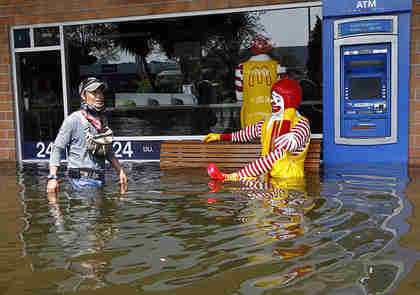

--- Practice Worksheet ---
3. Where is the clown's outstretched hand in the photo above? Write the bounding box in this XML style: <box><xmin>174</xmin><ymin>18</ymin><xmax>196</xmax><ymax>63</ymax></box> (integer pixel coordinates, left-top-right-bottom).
<box><xmin>203</xmin><ymin>133</ymin><xmax>221</xmax><ymax>143</ymax></box>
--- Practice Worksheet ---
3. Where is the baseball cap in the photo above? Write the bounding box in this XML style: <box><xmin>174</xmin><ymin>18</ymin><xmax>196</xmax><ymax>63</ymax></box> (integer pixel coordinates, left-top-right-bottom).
<box><xmin>79</xmin><ymin>77</ymin><xmax>106</xmax><ymax>96</ymax></box>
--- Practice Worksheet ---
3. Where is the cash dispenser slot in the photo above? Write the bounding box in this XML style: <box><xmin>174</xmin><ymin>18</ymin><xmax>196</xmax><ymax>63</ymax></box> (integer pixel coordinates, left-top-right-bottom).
<box><xmin>343</xmin><ymin>118</ymin><xmax>388</xmax><ymax>137</ymax></box>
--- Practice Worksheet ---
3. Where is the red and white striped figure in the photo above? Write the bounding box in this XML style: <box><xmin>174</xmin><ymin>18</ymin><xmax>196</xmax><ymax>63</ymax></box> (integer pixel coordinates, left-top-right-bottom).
<box><xmin>235</xmin><ymin>36</ymin><xmax>287</xmax><ymax>128</ymax></box>
<box><xmin>205</xmin><ymin>78</ymin><xmax>311</xmax><ymax>181</ymax></box>
<box><xmin>229</xmin><ymin>117</ymin><xmax>310</xmax><ymax>178</ymax></box>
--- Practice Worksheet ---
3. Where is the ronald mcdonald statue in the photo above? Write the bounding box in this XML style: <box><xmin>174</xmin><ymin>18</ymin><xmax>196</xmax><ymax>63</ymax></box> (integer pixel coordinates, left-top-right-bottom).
<box><xmin>205</xmin><ymin>77</ymin><xmax>311</xmax><ymax>182</ymax></box>
<box><xmin>235</xmin><ymin>35</ymin><xmax>286</xmax><ymax>128</ymax></box>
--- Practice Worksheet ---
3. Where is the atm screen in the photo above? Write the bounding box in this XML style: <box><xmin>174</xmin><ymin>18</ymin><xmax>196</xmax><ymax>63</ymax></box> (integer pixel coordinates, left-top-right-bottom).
<box><xmin>349</xmin><ymin>77</ymin><xmax>382</xmax><ymax>99</ymax></box>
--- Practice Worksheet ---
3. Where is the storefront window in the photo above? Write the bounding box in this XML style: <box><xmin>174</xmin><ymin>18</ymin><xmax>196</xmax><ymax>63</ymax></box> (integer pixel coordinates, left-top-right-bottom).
<box><xmin>16</xmin><ymin>51</ymin><xmax>64</xmax><ymax>159</ymax></box>
<box><xmin>64</xmin><ymin>6</ymin><xmax>322</xmax><ymax>136</ymax></box>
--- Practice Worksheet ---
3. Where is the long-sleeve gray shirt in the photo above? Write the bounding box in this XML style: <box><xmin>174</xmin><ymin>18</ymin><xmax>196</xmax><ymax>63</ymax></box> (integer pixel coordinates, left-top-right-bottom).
<box><xmin>49</xmin><ymin>110</ymin><xmax>114</xmax><ymax>170</ymax></box>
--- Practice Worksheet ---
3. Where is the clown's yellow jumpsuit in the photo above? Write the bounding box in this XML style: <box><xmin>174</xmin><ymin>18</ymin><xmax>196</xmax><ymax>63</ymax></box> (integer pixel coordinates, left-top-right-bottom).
<box><xmin>228</xmin><ymin>109</ymin><xmax>311</xmax><ymax>181</ymax></box>
<box><xmin>261</xmin><ymin>113</ymin><xmax>311</xmax><ymax>180</ymax></box>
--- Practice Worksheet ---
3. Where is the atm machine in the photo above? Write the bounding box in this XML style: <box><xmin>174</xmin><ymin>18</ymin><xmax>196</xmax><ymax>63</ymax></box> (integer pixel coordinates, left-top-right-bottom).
<box><xmin>323</xmin><ymin>0</ymin><xmax>412</xmax><ymax>165</ymax></box>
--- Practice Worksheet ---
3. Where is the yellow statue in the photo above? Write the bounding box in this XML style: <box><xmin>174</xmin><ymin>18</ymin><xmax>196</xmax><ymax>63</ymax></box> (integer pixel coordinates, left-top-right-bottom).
<box><xmin>235</xmin><ymin>35</ymin><xmax>286</xmax><ymax>128</ymax></box>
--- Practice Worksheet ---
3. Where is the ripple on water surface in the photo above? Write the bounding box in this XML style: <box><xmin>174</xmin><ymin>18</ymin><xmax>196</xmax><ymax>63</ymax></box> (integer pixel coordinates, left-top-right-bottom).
<box><xmin>5</xmin><ymin>162</ymin><xmax>420</xmax><ymax>294</ymax></box>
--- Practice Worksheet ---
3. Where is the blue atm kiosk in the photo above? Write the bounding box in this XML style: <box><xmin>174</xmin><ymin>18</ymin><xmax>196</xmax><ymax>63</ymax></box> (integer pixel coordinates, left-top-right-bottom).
<box><xmin>323</xmin><ymin>0</ymin><xmax>412</xmax><ymax>165</ymax></box>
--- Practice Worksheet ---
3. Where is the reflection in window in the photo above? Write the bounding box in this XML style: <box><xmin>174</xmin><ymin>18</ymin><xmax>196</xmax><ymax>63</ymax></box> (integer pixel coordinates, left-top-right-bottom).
<box><xmin>18</xmin><ymin>51</ymin><xmax>64</xmax><ymax>143</ymax></box>
<box><xmin>34</xmin><ymin>26</ymin><xmax>60</xmax><ymax>47</ymax></box>
<box><xmin>64</xmin><ymin>5</ymin><xmax>322</xmax><ymax>136</ymax></box>
<box><xmin>14</xmin><ymin>29</ymin><xmax>30</xmax><ymax>48</ymax></box>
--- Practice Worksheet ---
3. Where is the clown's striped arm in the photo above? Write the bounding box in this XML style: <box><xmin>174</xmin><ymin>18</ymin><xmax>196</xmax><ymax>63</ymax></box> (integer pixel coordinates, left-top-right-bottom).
<box><xmin>231</xmin><ymin>120</ymin><xmax>264</xmax><ymax>143</ymax></box>
<box><xmin>274</xmin><ymin>117</ymin><xmax>311</xmax><ymax>153</ymax></box>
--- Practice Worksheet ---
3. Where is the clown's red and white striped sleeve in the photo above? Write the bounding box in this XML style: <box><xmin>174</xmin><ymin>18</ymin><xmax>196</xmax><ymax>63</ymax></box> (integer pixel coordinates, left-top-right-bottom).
<box><xmin>229</xmin><ymin>120</ymin><xmax>264</xmax><ymax>142</ymax></box>
<box><xmin>274</xmin><ymin>117</ymin><xmax>311</xmax><ymax>152</ymax></box>
<box><xmin>235</xmin><ymin>63</ymin><xmax>287</xmax><ymax>101</ymax></box>
<box><xmin>236</xmin><ymin>117</ymin><xmax>311</xmax><ymax>178</ymax></box>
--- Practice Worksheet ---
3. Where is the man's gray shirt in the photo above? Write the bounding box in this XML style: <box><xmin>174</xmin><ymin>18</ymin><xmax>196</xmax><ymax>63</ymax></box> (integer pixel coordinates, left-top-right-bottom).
<box><xmin>49</xmin><ymin>111</ymin><xmax>113</xmax><ymax>170</ymax></box>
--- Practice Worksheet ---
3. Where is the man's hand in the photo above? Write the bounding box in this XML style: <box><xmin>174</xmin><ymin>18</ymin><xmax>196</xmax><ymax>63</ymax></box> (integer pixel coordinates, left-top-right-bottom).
<box><xmin>108</xmin><ymin>156</ymin><xmax>128</xmax><ymax>194</ymax></box>
<box><xmin>46</xmin><ymin>179</ymin><xmax>58</xmax><ymax>193</ymax></box>
<box><xmin>203</xmin><ymin>133</ymin><xmax>221</xmax><ymax>143</ymax></box>
<box><xmin>119</xmin><ymin>169</ymin><xmax>128</xmax><ymax>194</ymax></box>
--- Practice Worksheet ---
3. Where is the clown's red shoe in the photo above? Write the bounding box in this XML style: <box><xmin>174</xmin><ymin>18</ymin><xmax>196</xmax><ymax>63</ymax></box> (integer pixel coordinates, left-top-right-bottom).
<box><xmin>207</xmin><ymin>164</ymin><xmax>225</xmax><ymax>180</ymax></box>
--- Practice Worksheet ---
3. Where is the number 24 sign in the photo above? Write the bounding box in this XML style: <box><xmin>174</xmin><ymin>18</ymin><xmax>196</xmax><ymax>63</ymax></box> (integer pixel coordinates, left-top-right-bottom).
<box><xmin>27</xmin><ymin>140</ymin><xmax>161</xmax><ymax>160</ymax></box>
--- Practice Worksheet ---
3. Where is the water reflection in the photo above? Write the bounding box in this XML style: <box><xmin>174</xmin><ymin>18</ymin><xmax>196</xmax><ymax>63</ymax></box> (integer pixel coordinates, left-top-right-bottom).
<box><xmin>211</xmin><ymin>177</ymin><xmax>322</xmax><ymax>289</ymax></box>
<box><xmin>10</xmin><ymin>162</ymin><xmax>420</xmax><ymax>294</ymax></box>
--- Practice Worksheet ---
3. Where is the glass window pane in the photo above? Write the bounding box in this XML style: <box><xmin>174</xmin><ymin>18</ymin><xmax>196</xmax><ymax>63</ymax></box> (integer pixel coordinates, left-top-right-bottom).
<box><xmin>17</xmin><ymin>51</ymin><xmax>65</xmax><ymax>159</ymax></box>
<box><xmin>14</xmin><ymin>29</ymin><xmax>30</xmax><ymax>48</ymax></box>
<box><xmin>64</xmin><ymin>6</ymin><xmax>323</xmax><ymax>137</ymax></box>
<box><xmin>310</xmin><ymin>6</ymin><xmax>322</xmax><ymax>30</ymax></box>
<box><xmin>34</xmin><ymin>26</ymin><xmax>60</xmax><ymax>47</ymax></box>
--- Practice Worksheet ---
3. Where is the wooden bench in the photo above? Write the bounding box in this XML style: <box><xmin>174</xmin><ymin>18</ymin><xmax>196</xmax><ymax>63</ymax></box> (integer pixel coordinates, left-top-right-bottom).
<box><xmin>160</xmin><ymin>137</ymin><xmax>322</xmax><ymax>172</ymax></box>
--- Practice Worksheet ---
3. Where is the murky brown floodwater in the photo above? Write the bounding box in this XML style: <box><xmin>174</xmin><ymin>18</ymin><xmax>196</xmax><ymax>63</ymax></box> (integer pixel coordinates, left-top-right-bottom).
<box><xmin>1</xmin><ymin>161</ymin><xmax>420</xmax><ymax>295</ymax></box>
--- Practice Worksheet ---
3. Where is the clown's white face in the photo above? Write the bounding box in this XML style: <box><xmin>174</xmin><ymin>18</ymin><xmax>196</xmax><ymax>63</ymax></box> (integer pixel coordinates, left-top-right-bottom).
<box><xmin>271</xmin><ymin>90</ymin><xmax>284</xmax><ymax>115</ymax></box>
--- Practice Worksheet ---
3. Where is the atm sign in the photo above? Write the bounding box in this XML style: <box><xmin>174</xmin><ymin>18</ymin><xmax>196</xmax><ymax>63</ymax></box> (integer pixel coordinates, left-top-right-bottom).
<box><xmin>356</xmin><ymin>0</ymin><xmax>376</xmax><ymax>9</ymax></box>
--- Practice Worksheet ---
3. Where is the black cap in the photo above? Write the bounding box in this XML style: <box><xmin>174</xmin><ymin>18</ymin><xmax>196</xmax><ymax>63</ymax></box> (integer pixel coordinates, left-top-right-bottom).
<box><xmin>79</xmin><ymin>77</ymin><xmax>106</xmax><ymax>96</ymax></box>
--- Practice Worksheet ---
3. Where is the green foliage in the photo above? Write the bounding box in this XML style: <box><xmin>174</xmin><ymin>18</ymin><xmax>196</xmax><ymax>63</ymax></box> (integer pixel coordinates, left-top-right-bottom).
<box><xmin>136</xmin><ymin>79</ymin><xmax>154</xmax><ymax>93</ymax></box>
<box><xmin>65</xmin><ymin>23</ymin><xmax>118</xmax><ymax>65</ymax></box>
<box><xmin>121</xmin><ymin>99</ymin><xmax>136</xmax><ymax>106</ymax></box>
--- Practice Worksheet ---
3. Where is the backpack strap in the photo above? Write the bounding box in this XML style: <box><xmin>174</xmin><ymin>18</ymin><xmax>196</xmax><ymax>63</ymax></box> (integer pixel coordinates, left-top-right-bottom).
<box><xmin>77</xmin><ymin>111</ymin><xmax>94</xmax><ymax>142</ymax></box>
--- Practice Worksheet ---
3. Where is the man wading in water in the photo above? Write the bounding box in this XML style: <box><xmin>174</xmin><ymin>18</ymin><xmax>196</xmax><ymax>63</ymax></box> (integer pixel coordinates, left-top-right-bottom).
<box><xmin>46</xmin><ymin>77</ymin><xmax>128</xmax><ymax>194</ymax></box>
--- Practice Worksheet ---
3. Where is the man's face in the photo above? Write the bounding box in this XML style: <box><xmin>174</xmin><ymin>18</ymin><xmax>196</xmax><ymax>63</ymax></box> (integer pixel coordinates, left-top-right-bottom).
<box><xmin>83</xmin><ymin>88</ymin><xmax>104</xmax><ymax>109</ymax></box>
<box><xmin>271</xmin><ymin>90</ymin><xmax>284</xmax><ymax>115</ymax></box>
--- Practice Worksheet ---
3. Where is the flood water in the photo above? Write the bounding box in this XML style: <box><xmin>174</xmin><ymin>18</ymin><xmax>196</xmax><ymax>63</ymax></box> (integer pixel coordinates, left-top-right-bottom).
<box><xmin>2</xmin><ymin>161</ymin><xmax>420</xmax><ymax>294</ymax></box>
